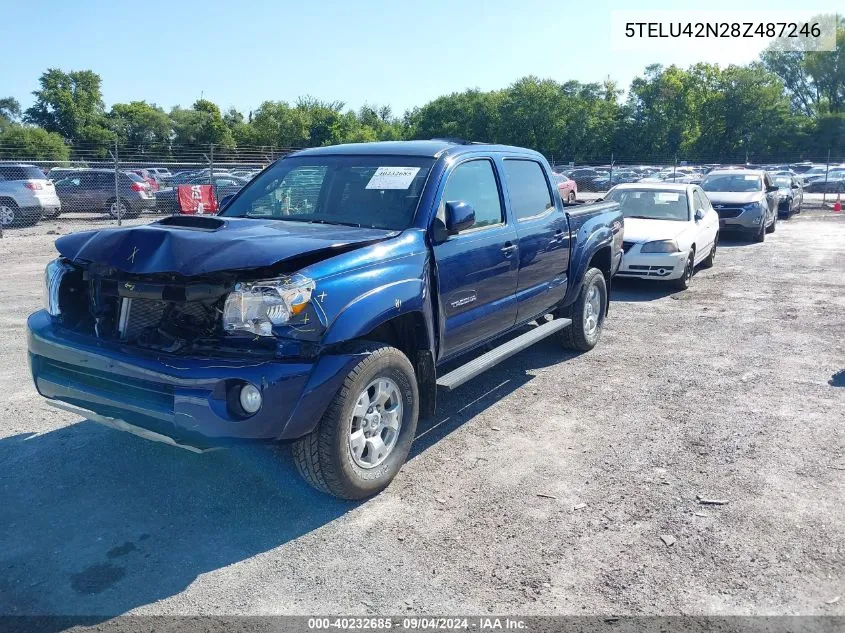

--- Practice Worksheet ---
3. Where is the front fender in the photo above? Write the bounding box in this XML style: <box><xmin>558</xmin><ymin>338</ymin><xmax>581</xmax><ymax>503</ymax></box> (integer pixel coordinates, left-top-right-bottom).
<box><xmin>322</xmin><ymin>278</ymin><xmax>428</xmax><ymax>345</ymax></box>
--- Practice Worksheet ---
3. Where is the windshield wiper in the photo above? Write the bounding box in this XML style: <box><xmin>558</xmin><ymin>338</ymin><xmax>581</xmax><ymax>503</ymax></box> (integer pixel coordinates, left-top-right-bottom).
<box><xmin>307</xmin><ymin>219</ymin><xmax>363</xmax><ymax>228</ymax></box>
<box><xmin>625</xmin><ymin>215</ymin><xmax>657</xmax><ymax>219</ymax></box>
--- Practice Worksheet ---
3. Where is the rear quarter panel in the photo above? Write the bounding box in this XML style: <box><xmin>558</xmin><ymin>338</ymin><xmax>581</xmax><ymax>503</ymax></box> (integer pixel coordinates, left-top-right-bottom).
<box><xmin>563</xmin><ymin>201</ymin><xmax>623</xmax><ymax>306</ymax></box>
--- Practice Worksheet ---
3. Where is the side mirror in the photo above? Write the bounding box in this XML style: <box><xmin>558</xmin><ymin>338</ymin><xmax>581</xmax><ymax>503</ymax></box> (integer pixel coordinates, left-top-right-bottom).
<box><xmin>444</xmin><ymin>200</ymin><xmax>475</xmax><ymax>234</ymax></box>
<box><xmin>792</xmin><ymin>183</ymin><xmax>800</xmax><ymax>189</ymax></box>
<box><xmin>766</xmin><ymin>185</ymin><xmax>779</xmax><ymax>193</ymax></box>
<box><xmin>219</xmin><ymin>194</ymin><xmax>234</xmax><ymax>209</ymax></box>
<box><xmin>695</xmin><ymin>208</ymin><xmax>705</xmax><ymax>221</ymax></box>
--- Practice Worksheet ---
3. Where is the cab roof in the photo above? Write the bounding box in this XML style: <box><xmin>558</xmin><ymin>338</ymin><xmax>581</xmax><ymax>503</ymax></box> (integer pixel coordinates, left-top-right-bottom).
<box><xmin>289</xmin><ymin>139</ymin><xmax>543</xmax><ymax>160</ymax></box>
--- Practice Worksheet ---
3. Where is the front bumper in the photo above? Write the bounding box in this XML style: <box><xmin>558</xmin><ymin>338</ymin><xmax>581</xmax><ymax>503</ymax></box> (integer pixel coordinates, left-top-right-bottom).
<box><xmin>27</xmin><ymin>310</ymin><xmax>361</xmax><ymax>446</ymax></box>
<box><xmin>616</xmin><ymin>247</ymin><xmax>687</xmax><ymax>280</ymax></box>
<box><xmin>716</xmin><ymin>206</ymin><xmax>765</xmax><ymax>231</ymax></box>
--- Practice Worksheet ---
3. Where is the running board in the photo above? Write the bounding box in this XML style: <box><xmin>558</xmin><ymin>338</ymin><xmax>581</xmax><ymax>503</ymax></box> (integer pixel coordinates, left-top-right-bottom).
<box><xmin>436</xmin><ymin>318</ymin><xmax>572</xmax><ymax>392</ymax></box>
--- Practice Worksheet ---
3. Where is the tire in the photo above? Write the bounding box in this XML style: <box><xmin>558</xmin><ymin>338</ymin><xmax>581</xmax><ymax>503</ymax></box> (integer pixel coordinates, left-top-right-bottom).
<box><xmin>0</xmin><ymin>199</ymin><xmax>21</xmax><ymax>227</ymax></box>
<box><xmin>766</xmin><ymin>212</ymin><xmax>777</xmax><ymax>233</ymax></box>
<box><xmin>671</xmin><ymin>250</ymin><xmax>695</xmax><ymax>290</ymax></box>
<box><xmin>292</xmin><ymin>342</ymin><xmax>419</xmax><ymax>499</ymax></box>
<box><xmin>105</xmin><ymin>198</ymin><xmax>130</xmax><ymax>219</ymax></box>
<box><xmin>568</xmin><ymin>191</ymin><xmax>576</xmax><ymax>203</ymax></box>
<box><xmin>557</xmin><ymin>267</ymin><xmax>607</xmax><ymax>352</ymax></box>
<box><xmin>701</xmin><ymin>234</ymin><xmax>717</xmax><ymax>268</ymax></box>
<box><xmin>753</xmin><ymin>221</ymin><xmax>765</xmax><ymax>243</ymax></box>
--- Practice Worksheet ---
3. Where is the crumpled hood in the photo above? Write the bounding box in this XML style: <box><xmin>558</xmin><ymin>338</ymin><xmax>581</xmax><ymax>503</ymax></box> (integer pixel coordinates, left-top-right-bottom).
<box><xmin>704</xmin><ymin>191</ymin><xmax>764</xmax><ymax>206</ymax></box>
<box><xmin>55</xmin><ymin>217</ymin><xmax>397</xmax><ymax>275</ymax></box>
<box><xmin>623</xmin><ymin>218</ymin><xmax>689</xmax><ymax>243</ymax></box>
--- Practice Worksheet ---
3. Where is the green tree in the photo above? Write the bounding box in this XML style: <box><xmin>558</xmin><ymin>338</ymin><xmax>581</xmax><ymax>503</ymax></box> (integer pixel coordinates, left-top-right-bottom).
<box><xmin>170</xmin><ymin>99</ymin><xmax>234</xmax><ymax>153</ymax></box>
<box><xmin>0</xmin><ymin>125</ymin><xmax>70</xmax><ymax>160</ymax></box>
<box><xmin>0</xmin><ymin>97</ymin><xmax>21</xmax><ymax>128</ymax></box>
<box><xmin>108</xmin><ymin>101</ymin><xmax>172</xmax><ymax>155</ymax></box>
<box><xmin>762</xmin><ymin>15</ymin><xmax>845</xmax><ymax>115</ymax></box>
<box><xmin>24</xmin><ymin>69</ymin><xmax>112</xmax><ymax>148</ymax></box>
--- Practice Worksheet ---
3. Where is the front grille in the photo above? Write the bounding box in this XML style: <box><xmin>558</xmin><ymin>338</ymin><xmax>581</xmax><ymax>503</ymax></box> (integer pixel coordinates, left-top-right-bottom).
<box><xmin>36</xmin><ymin>355</ymin><xmax>174</xmax><ymax>414</ymax></box>
<box><xmin>618</xmin><ymin>264</ymin><xmax>675</xmax><ymax>278</ymax></box>
<box><xmin>715</xmin><ymin>207</ymin><xmax>743</xmax><ymax>219</ymax></box>
<box><xmin>119</xmin><ymin>298</ymin><xmax>215</xmax><ymax>341</ymax></box>
<box><xmin>121</xmin><ymin>299</ymin><xmax>167</xmax><ymax>340</ymax></box>
<box><xmin>622</xmin><ymin>241</ymin><xmax>637</xmax><ymax>253</ymax></box>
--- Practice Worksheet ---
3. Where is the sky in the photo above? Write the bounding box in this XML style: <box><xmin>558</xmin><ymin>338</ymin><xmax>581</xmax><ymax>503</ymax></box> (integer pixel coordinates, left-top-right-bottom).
<box><xmin>0</xmin><ymin>0</ymin><xmax>839</xmax><ymax>117</ymax></box>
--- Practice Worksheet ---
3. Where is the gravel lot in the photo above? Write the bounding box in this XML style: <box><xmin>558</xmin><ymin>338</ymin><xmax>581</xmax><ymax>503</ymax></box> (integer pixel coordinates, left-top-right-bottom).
<box><xmin>0</xmin><ymin>209</ymin><xmax>843</xmax><ymax>618</ymax></box>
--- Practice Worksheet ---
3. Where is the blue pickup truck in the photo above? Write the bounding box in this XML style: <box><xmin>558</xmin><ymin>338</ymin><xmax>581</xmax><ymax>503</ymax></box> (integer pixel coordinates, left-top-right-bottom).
<box><xmin>28</xmin><ymin>140</ymin><xmax>622</xmax><ymax>499</ymax></box>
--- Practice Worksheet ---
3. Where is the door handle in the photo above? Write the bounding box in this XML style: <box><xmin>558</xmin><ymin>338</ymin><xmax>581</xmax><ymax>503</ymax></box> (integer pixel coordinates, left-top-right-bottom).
<box><xmin>501</xmin><ymin>242</ymin><xmax>517</xmax><ymax>257</ymax></box>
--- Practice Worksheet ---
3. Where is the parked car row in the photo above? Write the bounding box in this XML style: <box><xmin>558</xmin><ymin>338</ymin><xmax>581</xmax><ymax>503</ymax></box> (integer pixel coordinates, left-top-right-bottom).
<box><xmin>605</xmin><ymin>168</ymin><xmax>789</xmax><ymax>292</ymax></box>
<box><xmin>556</xmin><ymin>161</ymin><xmax>845</xmax><ymax>196</ymax></box>
<box><xmin>0</xmin><ymin>164</ymin><xmax>259</xmax><ymax>227</ymax></box>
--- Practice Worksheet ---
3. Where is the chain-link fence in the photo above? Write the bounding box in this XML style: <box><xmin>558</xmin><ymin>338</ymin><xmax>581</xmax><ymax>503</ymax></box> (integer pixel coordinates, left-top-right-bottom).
<box><xmin>1</xmin><ymin>146</ymin><xmax>843</xmax><ymax>238</ymax></box>
<box><xmin>0</xmin><ymin>143</ymin><xmax>297</xmax><ymax>238</ymax></box>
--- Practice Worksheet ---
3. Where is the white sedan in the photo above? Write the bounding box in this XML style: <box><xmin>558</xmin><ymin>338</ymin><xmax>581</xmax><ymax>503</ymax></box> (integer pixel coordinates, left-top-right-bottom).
<box><xmin>605</xmin><ymin>183</ymin><xmax>719</xmax><ymax>290</ymax></box>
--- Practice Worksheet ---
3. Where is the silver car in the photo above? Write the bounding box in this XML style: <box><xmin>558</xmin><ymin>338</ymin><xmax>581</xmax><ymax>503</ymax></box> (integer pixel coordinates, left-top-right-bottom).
<box><xmin>0</xmin><ymin>164</ymin><xmax>62</xmax><ymax>228</ymax></box>
<box><xmin>700</xmin><ymin>169</ymin><xmax>779</xmax><ymax>242</ymax></box>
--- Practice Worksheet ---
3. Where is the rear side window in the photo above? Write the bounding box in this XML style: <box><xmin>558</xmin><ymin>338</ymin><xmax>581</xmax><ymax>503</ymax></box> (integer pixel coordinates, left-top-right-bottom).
<box><xmin>502</xmin><ymin>160</ymin><xmax>554</xmax><ymax>220</ymax></box>
<box><xmin>0</xmin><ymin>165</ymin><xmax>47</xmax><ymax>181</ymax></box>
<box><xmin>442</xmin><ymin>159</ymin><xmax>503</xmax><ymax>230</ymax></box>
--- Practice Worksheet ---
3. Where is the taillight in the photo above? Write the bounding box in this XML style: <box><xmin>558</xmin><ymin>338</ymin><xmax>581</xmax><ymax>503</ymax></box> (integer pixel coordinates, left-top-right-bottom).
<box><xmin>25</xmin><ymin>182</ymin><xmax>43</xmax><ymax>190</ymax></box>
<box><xmin>130</xmin><ymin>182</ymin><xmax>145</xmax><ymax>192</ymax></box>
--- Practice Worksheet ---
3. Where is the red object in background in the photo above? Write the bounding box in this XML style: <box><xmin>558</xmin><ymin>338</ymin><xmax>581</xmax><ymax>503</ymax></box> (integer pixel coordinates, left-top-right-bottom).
<box><xmin>177</xmin><ymin>184</ymin><xmax>218</xmax><ymax>215</ymax></box>
<box><xmin>835</xmin><ymin>193</ymin><xmax>842</xmax><ymax>213</ymax></box>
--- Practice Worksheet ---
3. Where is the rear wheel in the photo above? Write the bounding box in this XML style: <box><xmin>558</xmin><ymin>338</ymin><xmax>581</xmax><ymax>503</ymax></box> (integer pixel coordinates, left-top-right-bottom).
<box><xmin>671</xmin><ymin>250</ymin><xmax>695</xmax><ymax>290</ymax></box>
<box><xmin>0</xmin><ymin>200</ymin><xmax>20</xmax><ymax>227</ymax></box>
<box><xmin>766</xmin><ymin>212</ymin><xmax>777</xmax><ymax>233</ymax></box>
<box><xmin>106</xmin><ymin>198</ymin><xmax>129</xmax><ymax>220</ymax></box>
<box><xmin>292</xmin><ymin>343</ymin><xmax>419</xmax><ymax>499</ymax></box>
<box><xmin>0</xmin><ymin>200</ymin><xmax>37</xmax><ymax>227</ymax></box>
<box><xmin>557</xmin><ymin>267</ymin><xmax>607</xmax><ymax>352</ymax></box>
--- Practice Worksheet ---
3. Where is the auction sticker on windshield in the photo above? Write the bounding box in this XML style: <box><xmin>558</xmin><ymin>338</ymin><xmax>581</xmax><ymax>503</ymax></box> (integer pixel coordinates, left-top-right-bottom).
<box><xmin>366</xmin><ymin>166</ymin><xmax>420</xmax><ymax>189</ymax></box>
<box><xmin>656</xmin><ymin>192</ymin><xmax>680</xmax><ymax>201</ymax></box>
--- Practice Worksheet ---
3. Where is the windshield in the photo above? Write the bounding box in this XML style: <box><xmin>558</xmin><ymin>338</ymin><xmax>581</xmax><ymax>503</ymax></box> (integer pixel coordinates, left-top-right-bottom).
<box><xmin>774</xmin><ymin>177</ymin><xmax>792</xmax><ymax>188</ymax></box>
<box><xmin>701</xmin><ymin>174</ymin><xmax>762</xmax><ymax>193</ymax></box>
<box><xmin>605</xmin><ymin>188</ymin><xmax>689</xmax><ymax>221</ymax></box>
<box><xmin>220</xmin><ymin>155</ymin><xmax>434</xmax><ymax>230</ymax></box>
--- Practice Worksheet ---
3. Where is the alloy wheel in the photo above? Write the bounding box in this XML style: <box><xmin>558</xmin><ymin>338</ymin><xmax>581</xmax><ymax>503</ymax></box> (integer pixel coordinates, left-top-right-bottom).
<box><xmin>348</xmin><ymin>378</ymin><xmax>403</xmax><ymax>469</ymax></box>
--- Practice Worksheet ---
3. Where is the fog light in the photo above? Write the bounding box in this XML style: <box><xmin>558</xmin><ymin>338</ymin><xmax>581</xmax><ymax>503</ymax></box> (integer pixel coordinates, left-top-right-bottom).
<box><xmin>239</xmin><ymin>384</ymin><xmax>262</xmax><ymax>414</ymax></box>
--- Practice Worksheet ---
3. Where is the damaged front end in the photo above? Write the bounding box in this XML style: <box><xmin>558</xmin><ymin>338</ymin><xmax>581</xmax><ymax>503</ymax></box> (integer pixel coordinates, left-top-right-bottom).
<box><xmin>47</xmin><ymin>259</ymin><xmax>326</xmax><ymax>358</ymax></box>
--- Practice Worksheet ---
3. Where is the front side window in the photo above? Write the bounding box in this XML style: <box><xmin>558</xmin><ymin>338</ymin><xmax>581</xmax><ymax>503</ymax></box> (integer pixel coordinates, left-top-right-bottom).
<box><xmin>502</xmin><ymin>159</ymin><xmax>554</xmax><ymax>220</ymax></box>
<box><xmin>441</xmin><ymin>159</ymin><xmax>503</xmax><ymax>231</ymax></box>
<box><xmin>221</xmin><ymin>155</ymin><xmax>433</xmax><ymax>231</ymax></box>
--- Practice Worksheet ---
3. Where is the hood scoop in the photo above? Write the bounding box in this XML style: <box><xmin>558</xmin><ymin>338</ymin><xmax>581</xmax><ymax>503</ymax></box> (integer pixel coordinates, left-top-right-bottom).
<box><xmin>156</xmin><ymin>215</ymin><xmax>225</xmax><ymax>231</ymax></box>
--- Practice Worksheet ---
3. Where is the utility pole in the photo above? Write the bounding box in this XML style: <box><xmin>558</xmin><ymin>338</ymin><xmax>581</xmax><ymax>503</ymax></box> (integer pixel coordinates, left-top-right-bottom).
<box><xmin>109</xmin><ymin>140</ymin><xmax>121</xmax><ymax>226</ymax></box>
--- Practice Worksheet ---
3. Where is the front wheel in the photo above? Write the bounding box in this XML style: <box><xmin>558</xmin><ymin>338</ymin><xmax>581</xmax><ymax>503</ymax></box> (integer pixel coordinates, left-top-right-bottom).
<box><xmin>671</xmin><ymin>250</ymin><xmax>695</xmax><ymax>290</ymax></box>
<box><xmin>557</xmin><ymin>267</ymin><xmax>607</xmax><ymax>352</ymax></box>
<box><xmin>292</xmin><ymin>343</ymin><xmax>419</xmax><ymax>499</ymax></box>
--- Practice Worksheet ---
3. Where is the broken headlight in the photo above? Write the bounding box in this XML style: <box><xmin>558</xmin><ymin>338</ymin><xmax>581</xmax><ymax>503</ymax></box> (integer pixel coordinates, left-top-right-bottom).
<box><xmin>43</xmin><ymin>258</ymin><xmax>72</xmax><ymax>316</ymax></box>
<box><xmin>222</xmin><ymin>274</ymin><xmax>315</xmax><ymax>336</ymax></box>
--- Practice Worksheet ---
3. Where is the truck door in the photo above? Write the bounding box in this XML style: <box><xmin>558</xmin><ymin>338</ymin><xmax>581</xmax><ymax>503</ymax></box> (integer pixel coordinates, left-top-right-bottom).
<box><xmin>432</xmin><ymin>157</ymin><xmax>519</xmax><ymax>360</ymax></box>
<box><xmin>501</xmin><ymin>158</ymin><xmax>571</xmax><ymax>323</ymax></box>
